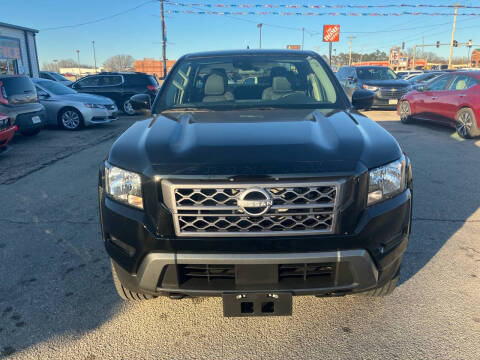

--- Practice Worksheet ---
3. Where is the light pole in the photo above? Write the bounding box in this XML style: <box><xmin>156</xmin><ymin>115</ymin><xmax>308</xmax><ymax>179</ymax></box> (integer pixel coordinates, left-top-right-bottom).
<box><xmin>348</xmin><ymin>36</ymin><xmax>355</xmax><ymax>66</ymax></box>
<box><xmin>92</xmin><ymin>41</ymin><xmax>97</xmax><ymax>73</ymax></box>
<box><xmin>76</xmin><ymin>50</ymin><xmax>81</xmax><ymax>79</ymax></box>
<box><xmin>53</xmin><ymin>59</ymin><xmax>58</xmax><ymax>73</ymax></box>
<box><xmin>257</xmin><ymin>23</ymin><xmax>263</xmax><ymax>49</ymax></box>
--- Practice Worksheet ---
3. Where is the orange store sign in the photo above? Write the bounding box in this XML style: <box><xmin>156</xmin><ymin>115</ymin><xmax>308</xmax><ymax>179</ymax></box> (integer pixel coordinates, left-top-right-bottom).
<box><xmin>323</xmin><ymin>25</ymin><xmax>340</xmax><ymax>42</ymax></box>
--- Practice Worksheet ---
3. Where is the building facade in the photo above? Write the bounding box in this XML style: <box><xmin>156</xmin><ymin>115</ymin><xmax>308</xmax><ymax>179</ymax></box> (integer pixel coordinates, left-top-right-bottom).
<box><xmin>0</xmin><ymin>22</ymin><xmax>39</xmax><ymax>77</ymax></box>
<box><xmin>133</xmin><ymin>58</ymin><xmax>176</xmax><ymax>79</ymax></box>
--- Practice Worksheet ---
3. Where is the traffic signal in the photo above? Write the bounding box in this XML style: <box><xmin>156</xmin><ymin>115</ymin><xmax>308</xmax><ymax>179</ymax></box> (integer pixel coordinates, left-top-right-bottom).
<box><xmin>436</xmin><ymin>41</ymin><xmax>440</xmax><ymax>48</ymax></box>
<box><xmin>467</xmin><ymin>39</ymin><xmax>473</xmax><ymax>48</ymax></box>
<box><xmin>453</xmin><ymin>40</ymin><xmax>458</xmax><ymax>47</ymax></box>
<box><xmin>402</xmin><ymin>42</ymin><xmax>405</xmax><ymax>50</ymax></box>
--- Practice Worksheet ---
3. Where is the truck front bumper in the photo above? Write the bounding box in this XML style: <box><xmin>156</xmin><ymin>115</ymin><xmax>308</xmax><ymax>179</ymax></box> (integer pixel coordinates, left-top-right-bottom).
<box><xmin>115</xmin><ymin>249</ymin><xmax>381</xmax><ymax>296</ymax></box>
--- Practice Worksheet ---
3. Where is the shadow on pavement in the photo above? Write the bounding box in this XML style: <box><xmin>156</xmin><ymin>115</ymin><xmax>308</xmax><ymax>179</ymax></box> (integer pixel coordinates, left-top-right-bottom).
<box><xmin>375</xmin><ymin>119</ymin><xmax>480</xmax><ymax>284</ymax></box>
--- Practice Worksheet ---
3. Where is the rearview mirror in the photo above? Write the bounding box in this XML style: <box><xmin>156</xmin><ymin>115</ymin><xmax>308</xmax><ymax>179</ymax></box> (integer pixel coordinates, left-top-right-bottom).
<box><xmin>130</xmin><ymin>94</ymin><xmax>151</xmax><ymax>115</ymax></box>
<box><xmin>351</xmin><ymin>89</ymin><xmax>374</xmax><ymax>110</ymax></box>
<box><xmin>347</xmin><ymin>76</ymin><xmax>356</xmax><ymax>83</ymax></box>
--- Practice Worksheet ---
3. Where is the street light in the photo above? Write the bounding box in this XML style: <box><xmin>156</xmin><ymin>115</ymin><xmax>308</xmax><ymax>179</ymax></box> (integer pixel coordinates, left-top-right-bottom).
<box><xmin>76</xmin><ymin>50</ymin><xmax>81</xmax><ymax>79</ymax></box>
<box><xmin>257</xmin><ymin>23</ymin><xmax>263</xmax><ymax>49</ymax></box>
<box><xmin>92</xmin><ymin>41</ymin><xmax>97</xmax><ymax>74</ymax></box>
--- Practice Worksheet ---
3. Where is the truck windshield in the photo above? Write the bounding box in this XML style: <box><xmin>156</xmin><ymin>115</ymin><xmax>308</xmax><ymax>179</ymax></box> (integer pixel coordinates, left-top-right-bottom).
<box><xmin>156</xmin><ymin>54</ymin><xmax>345</xmax><ymax>111</ymax></box>
<box><xmin>357</xmin><ymin>67</ymin><xmax>398</xmax><ymax>81</ymax></box>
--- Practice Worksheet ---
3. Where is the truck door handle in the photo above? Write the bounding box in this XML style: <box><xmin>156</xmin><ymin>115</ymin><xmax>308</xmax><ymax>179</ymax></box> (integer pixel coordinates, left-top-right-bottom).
<box><xmin>458</xmin><ymin>94</ymin><xmax>466</xmax><ymax>97</ymax></box>
<box><xmin>431</xmin><ymin>96</ymin><xmax>437</xmax><ymax>100</ymax></box>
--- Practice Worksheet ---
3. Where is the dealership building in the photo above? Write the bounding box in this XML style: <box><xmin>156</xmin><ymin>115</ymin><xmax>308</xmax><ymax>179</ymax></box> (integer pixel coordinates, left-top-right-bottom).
<box><xmin>0</xmin><ymin>22</ymin><xmax>39</xmax><ymax>77</ymax></box>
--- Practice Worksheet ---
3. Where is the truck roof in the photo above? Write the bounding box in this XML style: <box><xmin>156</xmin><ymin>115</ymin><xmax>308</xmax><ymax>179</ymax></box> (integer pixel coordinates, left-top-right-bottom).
<box><xmin>182</xmin><ymin>49</ymin><xmax>319</xmax><ymax>59</ymax></box>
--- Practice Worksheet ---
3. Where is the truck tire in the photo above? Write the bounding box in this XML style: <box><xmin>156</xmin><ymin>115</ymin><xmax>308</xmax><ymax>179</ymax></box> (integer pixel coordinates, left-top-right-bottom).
<box><xmin>110</xmin><ymin>260</ymin><xmax>155</xmax><ymax>300</ymax></box>
<box><xmin>360</xmin><ymin>275</ymin><xmax>398</xmax><ymax>297</ymax></box>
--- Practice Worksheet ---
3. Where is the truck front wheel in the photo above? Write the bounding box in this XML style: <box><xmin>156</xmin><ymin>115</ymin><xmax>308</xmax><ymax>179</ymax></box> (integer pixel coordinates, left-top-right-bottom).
<box><xmin>110</xmin><ymin>260</ymin><xmax>155</xmax><ymax>300</ymax></box>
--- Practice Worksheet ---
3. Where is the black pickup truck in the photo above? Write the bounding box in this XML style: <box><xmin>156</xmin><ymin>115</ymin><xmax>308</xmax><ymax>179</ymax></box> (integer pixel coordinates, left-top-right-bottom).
<box><xmin>98</xmin><ymin>50</ymin><xmax>413</xmax><ymax>317</ymax></box>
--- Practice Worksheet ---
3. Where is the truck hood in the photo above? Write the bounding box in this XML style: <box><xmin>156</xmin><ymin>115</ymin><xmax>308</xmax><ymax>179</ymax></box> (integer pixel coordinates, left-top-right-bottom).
<box><xmin>108</xmin><ymin>108</ymin><xmax>402</xmax><ymax>177</ymax></box>
<box><xmin>363</xmin><ymin>79</ymin><xmax>410</xmax><ymax>88</ymax></box>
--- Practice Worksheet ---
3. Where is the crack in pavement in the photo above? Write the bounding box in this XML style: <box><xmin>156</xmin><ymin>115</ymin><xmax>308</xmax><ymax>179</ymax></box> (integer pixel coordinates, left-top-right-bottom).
<box><xmin>0</xmin><ymin>219</ymin><xmax>97</xmax><ymax>225</ymax></box>
<box><xmin>412</xmin><ymin>217</ymin><xmax>480</xmax><ymax>223</ymax></box>
<box><xmin>0</xmin><ymin>130</ymin><xmax>122</xmax><ymax>185</ymax></box>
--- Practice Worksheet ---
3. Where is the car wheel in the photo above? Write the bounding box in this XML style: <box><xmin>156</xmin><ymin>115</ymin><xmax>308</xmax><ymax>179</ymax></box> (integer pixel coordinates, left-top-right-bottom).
<box><xmin>399</xmin><ymin>101</ymin><xmax>413</xmax><ymax>124</ymax></box>
<box><xmin>59</xmin><ymin>108</ymin><xmax>83</xmax><ymax>130</ymax></box>
<box><xmin>122</xmin><ymin>98</ymin><xmax>136</xmax><ymax>116</ymax></box>
<box><xmin>20</xmin><ymin>128</ymin><xmax>41</xmax><ymax>136</ymax></box>
<box><xmin>110</xmin><ymin>260</ymin><xmax>155</xmax><ymax>300</ymax></box>
<box><xmin>455</xmin><ymin>108</ymin><xmax>478</xmax><ymax>139</ymax></box>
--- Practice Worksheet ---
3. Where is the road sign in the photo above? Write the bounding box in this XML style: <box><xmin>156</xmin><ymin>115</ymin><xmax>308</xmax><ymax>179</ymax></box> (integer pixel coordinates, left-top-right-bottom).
<box><xmin>323</xmin><ymin>25</ymin><xmax>340</xmax><ymax>42</ymax></box>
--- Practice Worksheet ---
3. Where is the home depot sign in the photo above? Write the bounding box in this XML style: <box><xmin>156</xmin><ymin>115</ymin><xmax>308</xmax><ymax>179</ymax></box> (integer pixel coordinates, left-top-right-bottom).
<box><xmin>323</xmin><ymin>25</ymin><xmax>340</xmax><ymax>42</ymax></box>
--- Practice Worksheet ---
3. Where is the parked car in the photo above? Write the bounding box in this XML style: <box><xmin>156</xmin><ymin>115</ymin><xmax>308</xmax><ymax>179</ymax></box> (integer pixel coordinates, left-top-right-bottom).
<box><xmin>70</xmin><ymin>72</ymin><xmax>159</xmax><ymax>115</ymax></box>
<box><xmin>0</xmin><ymin>113</ymin><xmax>17</xmax><ymax>153</ymax></box>
<box><xmin>39</xmin><ymin>71</ymin><xmax>73</xmax><ymax>86</ymax></box>
<box><xmin>407</xmin><ymin>71</ymin><xmax>444</xmax><ymax>89</ymax></box>
<box><xmin>396</xmin><ymin>70</ymin><xmax>423</xmax><ymax>79</ymax></box>
<box><xmin>33</xmin><ymin>79</ymin><xmax>118</xmax><ymax>130</ymax></box>
<box><xmin>0</xmin><ymin>75</ymin><xmax>46</xmax><ymax>136</ymax></box>
<box><xmin>336</xmin><ymin>66</ymin><xmax>411</xmax><ymax>109</ymax></box>
<box><xmin>99</xmin><ymin>49</ymin><xmax>413</xmax><ymax>316</ymax></box>
<box><xmin>398</xmin><ymin>71</ymin><xmax>480</xmax><ymax>138</ymax></box>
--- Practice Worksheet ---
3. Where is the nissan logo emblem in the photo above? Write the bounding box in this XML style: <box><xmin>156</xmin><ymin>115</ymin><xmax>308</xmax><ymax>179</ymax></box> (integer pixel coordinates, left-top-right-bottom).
<box><xmin>237</xmin><ymin>188</ymin><xmax>273</xmax><ymax>216</ymax></box>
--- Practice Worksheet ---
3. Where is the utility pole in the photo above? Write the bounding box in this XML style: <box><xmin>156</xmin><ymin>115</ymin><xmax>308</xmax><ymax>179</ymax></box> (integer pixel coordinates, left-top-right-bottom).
<box><xmin>422</xmin><ymin>36</ymin><xmax>425</xmax><ymax>58</ymax></box>
<box><xmin>348</xmin><ymin>36</ymin><xmax>355</xmax><ymax>66</ymax></box>
<box><xmin>329</xmin><ymin>42</ymin><xmax>332</xmax><ymax>67</ymax></box>
<box><xmin>76</xmin><ymin>50</ymin><xmax>80</xmax><ymax>79</ymax></box>
<box><xmin>448</xmin><ymin>4</ymin><xmax>458</xmax><ymax>69</ymax></box>
<box><xmin>412</xmin><ymin>45</ymin><xmax>417</xmax><ymax>70</ymax></box>
<box><xmin>257</xmin><ymin>23</ymin><xmax>263</xmax><ymax>49</ymax></box>
<box><xmin>160</xmin><ymin>0</ymin><xmax>167</xmax><ymax>78</ymax></box>
<box><xmin>301</xmin><ymin>27</ymin><xmax>305</xmax><ymax>50</ymax></box>
<box><xmin>92</xmin><ymin>40</ymin><xmax>97</xmax><ymax>74</ymax></box>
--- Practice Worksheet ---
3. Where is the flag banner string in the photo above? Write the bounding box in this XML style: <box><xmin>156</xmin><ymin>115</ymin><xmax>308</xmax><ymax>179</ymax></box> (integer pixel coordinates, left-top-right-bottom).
<box><xmin>167</xmin><ymin>2</ymin><xmax>480</xmax><ymax>10</ymax></box>
<box><xmin>166</xmin><ymin>10</ymin><xmax>480</xmax><ymax>16</ymax></box>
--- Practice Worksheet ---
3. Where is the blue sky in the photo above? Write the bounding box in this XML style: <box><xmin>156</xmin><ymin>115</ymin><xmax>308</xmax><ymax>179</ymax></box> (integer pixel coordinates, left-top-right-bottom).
<box><xmin>2</xmin><ymin>0</ymin><xmax>480</xmax><ymax>67</ymax></box>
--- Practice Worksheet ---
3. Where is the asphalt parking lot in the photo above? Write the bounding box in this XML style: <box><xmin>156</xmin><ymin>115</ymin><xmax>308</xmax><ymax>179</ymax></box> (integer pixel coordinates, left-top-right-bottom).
<box><xmin>0</xmin><ymin>112</ymin><xmax>479</xmax><ymax>359</ymax></box>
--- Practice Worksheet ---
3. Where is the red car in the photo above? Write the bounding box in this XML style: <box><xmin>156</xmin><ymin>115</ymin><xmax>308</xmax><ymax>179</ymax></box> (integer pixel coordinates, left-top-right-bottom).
<box><xmin>398</xmin><ymin>71</ymin><xmax>480</xmax><ymax>138</ymax></box>
<box><xmin>0</xmin><ymin>113</ymin><xmax>17</xmax><ymax>153</ymax></box>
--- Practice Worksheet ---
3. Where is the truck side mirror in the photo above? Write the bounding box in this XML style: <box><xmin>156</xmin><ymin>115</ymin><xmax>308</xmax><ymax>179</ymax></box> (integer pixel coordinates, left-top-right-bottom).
<box><xmin>351</xmin><ymin>89</ymin><xmax>374</xmax><ymax>110</ymax></box>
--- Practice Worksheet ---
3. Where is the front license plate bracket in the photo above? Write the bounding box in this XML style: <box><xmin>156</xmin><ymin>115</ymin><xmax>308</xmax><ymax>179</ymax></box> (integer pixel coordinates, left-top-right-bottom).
<box><xmin>222</xmin><ymin>292</ymin><xmax>292</xmax><ymax>317</ymax></box>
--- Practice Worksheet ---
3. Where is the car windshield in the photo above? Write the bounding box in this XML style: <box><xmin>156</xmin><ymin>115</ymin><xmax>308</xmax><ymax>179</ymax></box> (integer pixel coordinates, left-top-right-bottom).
<box><xmin>38</xmin><ymin>80</ymin><xmax>77</xmax><ymax>95</ymax></box>
<box><xmin>156</xmin><ymin>54</ymin><xmax>344</xmax><ymax>112</ymax></box>
<box><xmin>49</xmin><ymin>72</ymin><xmax>69</xmax><ymax>81</ymax></box>
<box><xmin>357</xmin><ymin>67</ymin><xmax>398</xmax><ymax>80</ymax></box>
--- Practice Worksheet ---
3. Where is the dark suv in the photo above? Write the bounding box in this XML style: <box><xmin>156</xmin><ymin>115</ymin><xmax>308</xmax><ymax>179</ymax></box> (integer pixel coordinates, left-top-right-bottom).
<box><xmin>336</xmin><ymin>66</ymin><xmax>411</xmax><ymax>109</ymax></box>
<box><xmin>71</xmin><ymin>72</ymin><xmax>158</xmax><ymax>115</ymax></box>
<box><xmin>99</xmin><ymin>50</ymin><xmax>412</xmax><ymax>317</ymax></box>
<box><xmin>0</xmin><ymin>75</ymin><xmax>46</xmax><ymax>136</ymax></box>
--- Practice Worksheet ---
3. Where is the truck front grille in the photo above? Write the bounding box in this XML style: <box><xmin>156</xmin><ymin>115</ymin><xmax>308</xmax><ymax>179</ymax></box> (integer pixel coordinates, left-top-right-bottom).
<box><xmin>378</xmin><ymin>88</ymin><xmax>408</xmax><ymax>99</ymax></box>
<box><xmin>161</xmin><ymin>180</ymin><xmax>343</xmax><ymax>237</ymax></box>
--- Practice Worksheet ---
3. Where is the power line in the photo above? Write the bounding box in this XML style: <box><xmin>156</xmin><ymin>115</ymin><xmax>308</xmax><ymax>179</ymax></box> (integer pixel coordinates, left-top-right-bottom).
<box><xmin>40</xmin><ymin>0</ymin><xmax>157</xmax><ymax>31</ymax></box>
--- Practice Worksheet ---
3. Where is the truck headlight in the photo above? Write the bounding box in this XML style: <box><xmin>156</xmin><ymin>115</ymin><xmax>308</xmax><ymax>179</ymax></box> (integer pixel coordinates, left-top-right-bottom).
<box><xmin>105</xmin><ymin>162</ymin><xmax>143</xmax><ymax>209</ymax></box>
<box><xmin>368</xmin><ymin>156</ymin><xmax>406</xmax><ymax>206</ymax></box>
<box><xmin>363</xmin><ymin>84</ymin><xmax>379</xmax><ymax>92</ymax></box>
